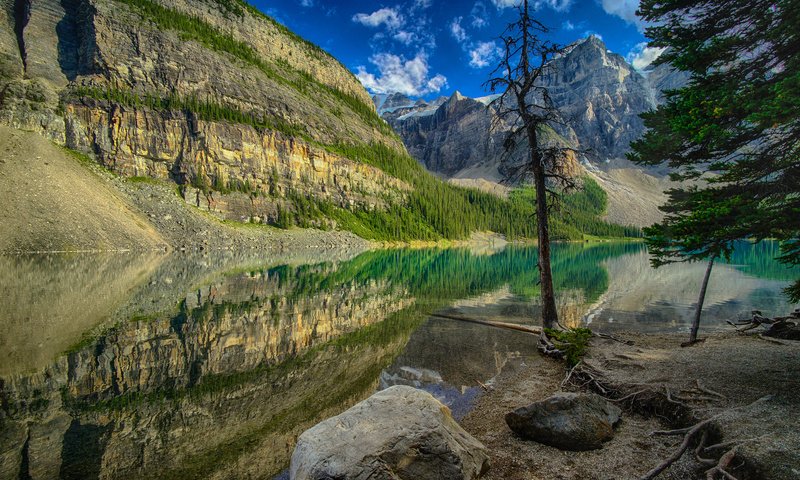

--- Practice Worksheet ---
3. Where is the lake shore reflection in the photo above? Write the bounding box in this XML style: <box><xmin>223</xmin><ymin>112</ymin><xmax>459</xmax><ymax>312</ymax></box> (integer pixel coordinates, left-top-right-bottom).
<box><xmin>0</xmin><ymin>241</ymin><xmax>795</xmax><ymax>478</ymax></box>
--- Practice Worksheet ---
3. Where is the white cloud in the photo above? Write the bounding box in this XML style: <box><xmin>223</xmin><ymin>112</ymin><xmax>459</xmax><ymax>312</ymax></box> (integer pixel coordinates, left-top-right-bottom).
<box><xmin>562</xmin><ymin>20</ymin><xmax>575</xmax><ymax>30</ymax></box>
<box><xmin>535</xmin><ymin>0</ymin><xmax>573</xmax><ymax>11</ymax></box>
<box><xmin>469</xmin><ymin>41</ymin><xmax>502</xmax><ymax>68</ymax></box>
<box><xmin>450</xmin><ymin>17</ymin><xmax>469</xmax><ymax>42</ymax></box>
<box><xmin>471</xmin><ymin>2</ymin><xmax>489</xmax><ymax>27</ymax></box>
<box><xmin>626</xmin><ymin>42</ymin><xmax>666</xmax><ymax>70</ymax></box>
<box><xmin>413</xmin><ymin>0</ymin><xmax>432</xmax><ymax>9</ymax></box>
<box><xmin>599</xmin><ymin>0</ymin><xmax>646</xmax><ymax>31</ymax></box>
<box><xmin>491</xmin><ymin>0</ymin><xmax>521</xmax><ymax>7</ymax></box>
<box><xmin>356</xmin><ymin>52</ymin><xmax>448</xmax><ymax>96</ymax></box>
<box><xmin>300</xmin><ymin>0</ymin><xmax>313</xmax><ymax>7</ymax></box>
<box><xmin>491</xmin><ymin>0</ymin><xmax>572</xmax><ymax>11</ymax></box>
<box><xmin>583</xmin><ymin>31</ymin><xmax>604</xmax><ymax>41</ymax></box>
<box><xmin>352</xmin><ymin>8</ymin><xmax>404</xmax><ymax>30</ymax></box>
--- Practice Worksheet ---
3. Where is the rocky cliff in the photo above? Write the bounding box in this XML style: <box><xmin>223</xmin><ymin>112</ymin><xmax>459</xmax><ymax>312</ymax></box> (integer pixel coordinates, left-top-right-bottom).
<box><xmin>378</xmin><ymin>36</ymin><xmax>689</xmax><ymax>226</ymax></box>
<box><xmin>380</xmin><ymin>36</ymin><xmax>687</xmax><ymax>178</ymax></box>
<box><xmin>385</xmin><ymin>37</ymin><xmax>692</xmax><ymax>173</ymax></box>
<box><xmin>0</xmin><ymin>0</ymin><xmax>408</xmax><ymax>226</ymax></box>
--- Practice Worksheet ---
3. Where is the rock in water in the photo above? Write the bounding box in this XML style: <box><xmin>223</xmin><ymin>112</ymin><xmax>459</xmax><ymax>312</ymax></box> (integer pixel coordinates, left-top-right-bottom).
<box><xmin>290</xmin><ymin>385</ymin><xmax>490</xmax><ymax>480</ymax></box>
<box><xmin>505</xmin><ymin>392</ymin><xmax>622</xmax><ymax>451</ymax></box>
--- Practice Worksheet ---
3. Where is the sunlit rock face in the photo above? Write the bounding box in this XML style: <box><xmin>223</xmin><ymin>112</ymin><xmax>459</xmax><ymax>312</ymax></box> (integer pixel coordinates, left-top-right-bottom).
<box><xmin>380</xmin><ymin>36</ymin><xmax>687</xmax><ymax>179</ymax></box>
<box><xmin>0</xmin><ymin>0</ymin><xmax>407</xmax><ymax>222</ymax></box>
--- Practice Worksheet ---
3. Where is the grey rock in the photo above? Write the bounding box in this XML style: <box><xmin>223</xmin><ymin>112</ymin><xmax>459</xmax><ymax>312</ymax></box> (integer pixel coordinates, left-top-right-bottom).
<box><xmin>383</xmin><ymin>36</ymin><xmax>689</xmax><ymax>178</ymax></box>
<box><xmin>290</xmin><ymin>385</ymin><xmax>490</xmax><ymax>480</ymax></box>
<box><xmin>505</xmin><ymin>392</ymin><xmax>622</xmax><ymax>451</ymax></box>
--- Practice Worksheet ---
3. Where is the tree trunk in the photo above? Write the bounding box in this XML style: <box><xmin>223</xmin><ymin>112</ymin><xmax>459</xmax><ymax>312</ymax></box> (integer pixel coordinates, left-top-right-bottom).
<box><xmin>530</xmin><ymin>147</ymin><xmax>558</xmax><ymax>330</ymax></box>
<box><xmin>689</xmin><ymin>257</ymin><xmax>715</xmax><ymax>343</ymax></box>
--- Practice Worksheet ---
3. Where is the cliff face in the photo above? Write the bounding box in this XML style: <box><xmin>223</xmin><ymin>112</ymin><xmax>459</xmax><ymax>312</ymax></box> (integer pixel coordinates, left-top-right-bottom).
<box><xmin>381</xmin><ymin>36</ymin><xmax>685</xmax><ymax>178</ymax></box>
<box><xmin>0</xmin><ymin>0</ymin><xmax>405</xmax><ymax>224</ymax></box>
<box><xmin>383</xmin><ymin>92</ymin><xmax>502</xmax><ymax>176</ymax></box>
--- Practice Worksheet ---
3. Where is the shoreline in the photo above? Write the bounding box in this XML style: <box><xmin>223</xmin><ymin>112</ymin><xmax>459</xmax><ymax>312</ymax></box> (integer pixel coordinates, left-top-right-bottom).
<box><xmin>460</xmin><ymin>330</ymin><xmax>800</xmax><ymax>479</ymax></box>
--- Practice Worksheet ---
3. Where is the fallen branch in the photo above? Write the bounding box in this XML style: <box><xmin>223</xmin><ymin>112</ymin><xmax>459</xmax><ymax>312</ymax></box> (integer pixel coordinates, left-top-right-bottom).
<box><xmin>475</xmin><ymin>378</ymin><xmax>491</xmax><ymax>392</ymax></box>
<box><xmin>429</xmin><ymin>313</ymin><xmax>542</xmax><ymax>335</ymax></box>
<box><xmin>594</xmin><ymin>331</ymin><xmax>635</xmax><ymax>345</ymax></box>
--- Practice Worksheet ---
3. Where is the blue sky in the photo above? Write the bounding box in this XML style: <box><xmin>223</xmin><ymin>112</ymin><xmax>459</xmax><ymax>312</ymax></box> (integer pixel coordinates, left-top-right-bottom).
<box><xmin>249</xmin><ymin>0</ymin><xmax>662</xmax><ymax>99</ymax></box>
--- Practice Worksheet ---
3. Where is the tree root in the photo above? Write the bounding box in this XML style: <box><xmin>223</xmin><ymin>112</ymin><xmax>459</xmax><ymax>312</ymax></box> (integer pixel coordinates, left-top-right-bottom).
<box><xmin>561</xmin><ymin>361</ymin><xmax>768</xmax><ymax>480</ymax></box>
<box><xmin>639</xmin><ymin>396</ymin><xmax>772</xmax><ymax>480</ymax></box>
<box><xmin>593</xmin><ymin>331</ymin><xmax>635</xmax><ymax>346</ymax></box>
<box><xmin>537</xmin><ymin>330</ymin><xmax>564</xmax><ymax>360</ymax></box>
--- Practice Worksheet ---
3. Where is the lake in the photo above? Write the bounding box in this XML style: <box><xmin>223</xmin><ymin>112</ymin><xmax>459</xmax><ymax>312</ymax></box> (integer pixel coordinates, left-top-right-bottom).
<box><xmin>0</xmin><ymin>241</ymin><xmax>796</xmax><ymax>479</ymax></box>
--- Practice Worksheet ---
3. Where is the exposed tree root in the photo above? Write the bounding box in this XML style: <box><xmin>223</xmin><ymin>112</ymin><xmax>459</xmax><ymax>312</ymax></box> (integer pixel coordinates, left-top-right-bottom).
<box><xmin>537</xmin><ymin>331</ymin><xmax>564</xmax><ymax>360</ymax></box>
<box><xmin>594</xmin><ymin>331</ymin><xmax>635</xmax><ymax>345</ymax></box>
<box><xmin>561</xmin><ymin>359</ymin><xmax>772</xmax><ymax>480</ymax></box>
<box><xmin>681</xmin><ymin>338</ymin><xmax>707</xmax><ymax>348</ymax></box>
<box><xmin>639</xmin><ymin>396</ymin><xmax>772</xmax><ymax>480</ymax></box>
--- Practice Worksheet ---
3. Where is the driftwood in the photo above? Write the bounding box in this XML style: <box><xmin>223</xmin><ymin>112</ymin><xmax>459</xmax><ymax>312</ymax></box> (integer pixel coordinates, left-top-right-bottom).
<box><xmin>429</xmin><ymin>313</ymin><xmax>634</xmax><ymax>350</ymax></box>
<box><xmin>728</xmin><ymin>309</ymin><xmax>800</xmax><ymax>339</ymax></box>
<box><xmin>428</xmin><ymin>312</ymin><xmax>542</xmax><ymax>334</ymax></box>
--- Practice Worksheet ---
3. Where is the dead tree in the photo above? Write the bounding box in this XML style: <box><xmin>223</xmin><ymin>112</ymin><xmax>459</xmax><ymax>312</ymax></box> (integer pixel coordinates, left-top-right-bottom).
<box><xmin>485</xmin><ymin>0</ymin><xmax>574</xmax><ymax>334</ymax></box>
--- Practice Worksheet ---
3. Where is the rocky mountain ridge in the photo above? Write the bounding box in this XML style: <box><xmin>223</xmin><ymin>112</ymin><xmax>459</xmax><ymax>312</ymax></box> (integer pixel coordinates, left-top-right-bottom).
<box><xmin>378</xmin><ymin>36</ymin><xmax>686</xmax><ymax>177</ymax></box>
<box><xmin>375</xmin><ymin>36</ymin><xmax>688</xmax><ymax>226</ymax></box>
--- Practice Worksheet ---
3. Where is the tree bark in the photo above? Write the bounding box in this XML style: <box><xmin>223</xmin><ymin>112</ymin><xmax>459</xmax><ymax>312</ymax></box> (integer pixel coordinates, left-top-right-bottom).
<box><xmin>529</xmin><ymin>128</ymin><xmax>558</xmax><ymax>329</ymax></box>
<box><xmin>689</xmin><ymin>257</ymin><xmax>715</xmax><ymax>343</ymax></box>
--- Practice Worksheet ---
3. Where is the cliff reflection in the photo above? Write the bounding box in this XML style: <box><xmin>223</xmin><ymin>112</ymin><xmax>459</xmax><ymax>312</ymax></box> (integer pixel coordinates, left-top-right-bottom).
<box><xmin>1</xmin><ymin>240</ymin><xmax>792</xmax><ymax>478</ymax></box>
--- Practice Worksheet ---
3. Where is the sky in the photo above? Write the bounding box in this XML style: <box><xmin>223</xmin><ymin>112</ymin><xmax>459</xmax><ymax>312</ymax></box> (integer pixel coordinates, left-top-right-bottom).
<box><xmin>249</xmin><ymin>0</ymin><xmax>663</xmax><ymax>99</ymax></box>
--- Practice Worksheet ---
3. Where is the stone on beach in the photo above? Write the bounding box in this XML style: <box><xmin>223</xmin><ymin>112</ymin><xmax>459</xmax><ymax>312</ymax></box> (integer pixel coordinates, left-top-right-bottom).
<box><xmin>290</xmin><ymin>385</ymin><xmax>490</xmax><ymax>479</ymax></box>
<box><xmin>505</xmin><ymin>392</ymin><xmax>622</xmax><ymax>451</ymax></box>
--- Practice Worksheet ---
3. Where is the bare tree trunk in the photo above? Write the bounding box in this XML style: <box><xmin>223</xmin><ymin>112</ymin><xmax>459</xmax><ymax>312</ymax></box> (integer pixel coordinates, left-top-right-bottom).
<box><xmin>529</xmin><ymin>129</ymin><xmax>558</xmax><ymax>329</ymax></box>
<box><xmin>689</xmin><ymin>257</ymin><xmax>715</xmax><ymax>343</ymax></box>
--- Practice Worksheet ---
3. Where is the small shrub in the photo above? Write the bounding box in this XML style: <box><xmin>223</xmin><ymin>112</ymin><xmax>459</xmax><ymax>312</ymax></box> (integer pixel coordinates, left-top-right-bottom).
<box><xmin>544</xmin><ymin>327</ymin><xmax>593</xmax><ymax>367</ymax></box>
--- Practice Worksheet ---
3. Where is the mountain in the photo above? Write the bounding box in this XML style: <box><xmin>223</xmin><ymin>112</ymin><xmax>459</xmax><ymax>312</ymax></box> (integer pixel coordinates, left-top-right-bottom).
<box><xmin>378</xmin><ymin>36</ymin><xmax>690</xmax><ymax>226</ymax></box>
<box><xmin>0</xmin><ymin>0</ymin><xmax>638</xmax><ymax>247</ymax></box>
<box><xmin>0</xmin><ymin>0</ymin><xmax>405</xmax><ymax>233</ymax></box>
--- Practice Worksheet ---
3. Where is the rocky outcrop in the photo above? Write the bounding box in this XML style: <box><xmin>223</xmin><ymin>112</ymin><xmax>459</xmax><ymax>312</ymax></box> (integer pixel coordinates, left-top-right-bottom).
<box><xmin>505</xmin><ymin>392</ymin><xmax>622</xmax><ymax>451</ymax></box>
<box><xmin>0</xmin><ymin>0</ymin><xmax>407</xmax><ymax>224</ymax></box>
<box><xmin>291</xmin><ymin>385</ymin><xmax>490</xmax><ymax>480</ymax></box>
<box><xmin>384</xmin><ymin>92</ymin><xmax>505</xmax><ymax>176</ymax></box>
<box><xmin>382</xmin><ymin>36</ymin><xmax>686</xmax><ymax>178</ymax></box>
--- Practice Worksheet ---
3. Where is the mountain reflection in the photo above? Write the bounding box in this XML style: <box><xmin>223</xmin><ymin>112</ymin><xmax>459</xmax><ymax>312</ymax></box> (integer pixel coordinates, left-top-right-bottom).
<box><xmin>0</xmin><ymin>241</ymin><xmax>794</xmax><ymax>478</ymax></box>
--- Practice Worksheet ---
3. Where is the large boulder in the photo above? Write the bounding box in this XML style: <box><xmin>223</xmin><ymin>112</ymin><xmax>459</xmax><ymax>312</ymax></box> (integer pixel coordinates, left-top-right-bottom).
<box><xmin>505</xmin><ymin>392</ymin><xmax>622</xmax><ymax>451</ymax></box>
<box><xmin>290</xmin><ymin>385</ymin><xmax>490</xmax><ymax>480</ymax></box>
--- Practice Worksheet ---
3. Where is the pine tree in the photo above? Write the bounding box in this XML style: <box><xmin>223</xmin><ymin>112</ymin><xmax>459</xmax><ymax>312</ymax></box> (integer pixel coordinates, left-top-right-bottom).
<box><xmin>629</xmin><ymin>0</ymin><xmax>800</xmax><ymax>310</ymax></box>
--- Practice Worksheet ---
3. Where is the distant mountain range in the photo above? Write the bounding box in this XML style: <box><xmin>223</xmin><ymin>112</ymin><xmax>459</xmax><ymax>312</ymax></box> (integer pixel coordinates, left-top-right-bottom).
<box><xmin>372</xmin><ymin>36</ymin><xmax>689</xmax><ymax>226</ymax></box>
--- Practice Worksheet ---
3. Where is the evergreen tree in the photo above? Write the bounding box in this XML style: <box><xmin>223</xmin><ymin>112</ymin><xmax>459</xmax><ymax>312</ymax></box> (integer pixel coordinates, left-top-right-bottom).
<box><xmin>629</xmin><ymin>0</ymin><xmax>800</xmax><ymax>307</ymax></box>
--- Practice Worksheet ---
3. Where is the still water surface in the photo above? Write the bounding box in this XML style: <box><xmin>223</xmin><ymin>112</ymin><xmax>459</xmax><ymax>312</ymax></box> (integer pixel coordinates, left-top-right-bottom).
<box><xmin>0</xmin><ymin>241</ymin><xmax>796</xmax><ymax>478</ymax></box>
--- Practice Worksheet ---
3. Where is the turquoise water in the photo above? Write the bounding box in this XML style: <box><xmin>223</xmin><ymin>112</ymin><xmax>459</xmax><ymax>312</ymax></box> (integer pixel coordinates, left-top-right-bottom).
<box><xmin>0</xmin><ymin>241</ymin><xmax>795</xmax><ymax>478</ymax></box>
